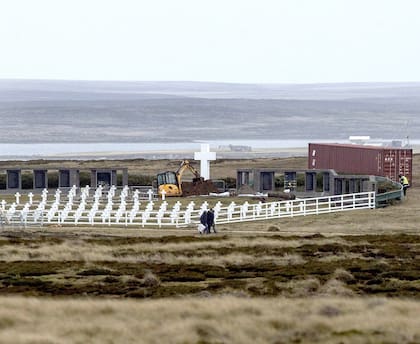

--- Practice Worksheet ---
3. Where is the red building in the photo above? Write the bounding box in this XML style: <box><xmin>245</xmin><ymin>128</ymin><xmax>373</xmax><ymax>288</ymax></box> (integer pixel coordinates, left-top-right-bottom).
<box><xmin>308</xmin><ymin>143</ymin><xmax>413</xmax><ymax>183</ymax></box>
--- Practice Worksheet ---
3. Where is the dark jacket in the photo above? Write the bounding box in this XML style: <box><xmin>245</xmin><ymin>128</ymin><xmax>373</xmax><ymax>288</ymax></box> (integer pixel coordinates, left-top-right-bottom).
<box><xmin>207</xmin><ymin>210</ymin><xmax>215</xmax><ymax>227</ymax></box>
<box><xmin>200</xmin><ymin>211</ymin><xmax>208</xmax><ymax>226</ymax></box>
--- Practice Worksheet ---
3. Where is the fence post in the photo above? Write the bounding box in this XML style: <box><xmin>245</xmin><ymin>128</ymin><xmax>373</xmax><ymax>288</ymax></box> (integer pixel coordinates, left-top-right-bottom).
<box><xmin>369</xmin><ymin>192</ymin><xmax>375</xmax><ymax>209</ymax></box>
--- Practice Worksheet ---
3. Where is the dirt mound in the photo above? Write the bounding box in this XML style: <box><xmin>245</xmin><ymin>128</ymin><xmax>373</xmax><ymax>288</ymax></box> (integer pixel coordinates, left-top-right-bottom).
<box><xmin>267</xmin><ymin>191</ymin><xmax>296</xmax><ymax>200</ymax></box>
<box><xmin>182</xmin><ymin>180</ymin><xmax>219</xmax><ymax>196</ymax></box>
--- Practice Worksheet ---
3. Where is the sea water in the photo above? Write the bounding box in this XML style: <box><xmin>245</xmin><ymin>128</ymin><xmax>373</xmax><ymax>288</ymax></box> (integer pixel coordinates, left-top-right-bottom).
<box><xmin>0</xmin><ymin>139</ymin><xmax>417</xmax><ymax>160</ymax></box>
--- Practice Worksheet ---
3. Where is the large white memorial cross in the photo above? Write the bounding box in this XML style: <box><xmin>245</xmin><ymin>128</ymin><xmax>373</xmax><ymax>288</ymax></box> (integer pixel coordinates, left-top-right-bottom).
<box><xmin>194</xmin><ymin>144</ymin><xmax>216</xmax><ymax>180</ymax></box>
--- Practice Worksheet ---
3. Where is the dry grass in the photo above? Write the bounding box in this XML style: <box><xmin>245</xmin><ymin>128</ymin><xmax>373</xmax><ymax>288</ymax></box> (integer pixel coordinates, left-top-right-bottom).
<box><xmin>332</xmin><ymin>268</ymin><xmax>355</xmax><ymax>283</ymax></box>
<box><xmin>0</xmin><ymin>236</ymin><xmax>343</xmax><ymax>264</ymax></box>
<box><xmin>1</xmin><ymin>155</ymin><xmax>420</xmax><ymax>342</ymax></box>
<box><xmin>0</xmin><ymin>296</ymin><xmax>420</xmax><ymax>344</ymax></box>
<box><xmin>0</xmin><ymin>232</ymin><xmax>418</xmax><ymax>300</ymax></box>
<box><xmin>318</xmin><ymin>278</ymin><xmax>355</xmax><ymax>297</ymax></box>
<box><xmin>0</xmin><ymin>156</ymin><xmax>307</xmax><ymax>179</ymax></box>
<box><xmin>277</xmin><ymin>278</ymin><xmax>321</xmax><ymax>297</ymax></box>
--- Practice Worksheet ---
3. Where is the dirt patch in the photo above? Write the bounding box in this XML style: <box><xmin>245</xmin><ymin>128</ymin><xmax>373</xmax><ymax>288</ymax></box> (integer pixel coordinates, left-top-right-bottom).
<box><xmin>182</xmin><ymin>180</ymin><xmax>219</xmax><ymax>196</ymax></box>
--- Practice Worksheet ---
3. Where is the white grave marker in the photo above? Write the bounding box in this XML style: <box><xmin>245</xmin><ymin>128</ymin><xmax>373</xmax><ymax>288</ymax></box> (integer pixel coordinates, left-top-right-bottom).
<box><xmin>161</xmin><ymin>189</ymin><xmax>166</xmax><ymax>201</ymax></box>
<box><xmin>194</xmin><ymin>144</ymin><xmax>216</xmax><ymax>180</ymax></box>
<box><xmin>147</xmin><ymin>189</ymin><xmax>154</xmax><ymax>201</ymax></box>
<box><xmin>55</xmin><ymin>189</ymin><xmax>61</xmax><ymax>202</ymax></box>
<box><xmin>28</xmin><ymin>192</ymin><xmax>34</xmax><ymax>205</ymax></box>
<box><xmin>15</xmin><ymin>192</ymin><xmax>21</xmax><ymax>205</ymax></box>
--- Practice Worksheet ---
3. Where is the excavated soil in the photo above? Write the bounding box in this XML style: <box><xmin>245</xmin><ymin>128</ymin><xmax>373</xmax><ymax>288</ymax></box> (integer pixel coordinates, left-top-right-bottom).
<box><xmin>181</xmin><ymin>180</ymin><xmax>219</xmax><ymax>196</ymax></box>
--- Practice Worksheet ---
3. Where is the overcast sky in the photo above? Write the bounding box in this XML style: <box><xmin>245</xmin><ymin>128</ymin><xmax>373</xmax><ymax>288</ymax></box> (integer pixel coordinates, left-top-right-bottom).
<box><xmin>1</xmin><ymin>0</ymin><xmax>419</xmax><ymax>83</ymax></box>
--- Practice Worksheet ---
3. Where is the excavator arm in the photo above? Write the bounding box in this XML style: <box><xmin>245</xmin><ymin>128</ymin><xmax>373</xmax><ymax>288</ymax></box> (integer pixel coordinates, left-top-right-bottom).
<box><xmin>175</xmin><ymin>160</ymin><xmax>203</xmax><ymax>195</ymax></box>
<box><xmin>157</xmin><ymin>160</ymin><xmax>203</xmax><ymax>197</ymax></box>
<box><xmin>176</xmin><ymin>160</ymin><xmax>202</xmax><ymax>179</ymax></box>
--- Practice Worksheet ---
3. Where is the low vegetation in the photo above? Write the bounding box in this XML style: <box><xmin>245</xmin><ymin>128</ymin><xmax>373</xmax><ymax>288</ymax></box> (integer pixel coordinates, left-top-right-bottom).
<box><xmin>0</xmin><ymin>155</ymin><xmax>419</xmax><ymax>342</ymax></box>
<box><xmin>0</xmin><ymin>232</ymin><xmax>419</xmax><ymax>299</ymax></box>
<box><xmin>0</xmin><ymin>296</ymin><xmax>419</xmax><ymax>344</ymax></box>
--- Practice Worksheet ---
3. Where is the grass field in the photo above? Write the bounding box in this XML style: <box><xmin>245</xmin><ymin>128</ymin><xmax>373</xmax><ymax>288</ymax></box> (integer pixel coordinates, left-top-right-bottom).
<box><xmin>0</xmin><ymin>156</ymin><xmax>306</xmax><ymax>179</ymax></box>
<box><xmin>0</xmin><ymin>155</ymin><xmax>419</xmax><ymax>343</ymax></box>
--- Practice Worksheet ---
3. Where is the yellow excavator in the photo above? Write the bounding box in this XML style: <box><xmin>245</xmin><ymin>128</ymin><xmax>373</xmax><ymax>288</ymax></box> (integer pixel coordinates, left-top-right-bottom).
<box><xmin>157</xmin><ymin>160</ymin><xmax>216</xmax><ymax>197</ymax></box>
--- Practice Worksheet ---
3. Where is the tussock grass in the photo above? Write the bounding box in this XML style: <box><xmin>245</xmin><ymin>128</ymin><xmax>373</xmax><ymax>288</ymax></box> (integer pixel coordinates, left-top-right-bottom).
<box><xmin>317</xmin><ymin>252</ymin><xmax>366</xmax><ymax>262</ymax></box>
<box><xmin>0</xmin><ymin>232</ymin><xmax>419</xmax><ymax>298</ymax></box>
<box><xmin>318</xmin><ymin>279</ymin><xmax>355</xmax><ymax>297</ymax></box>
<box><xmin>0</xmin><ymin>296</ymin><xmax>420</xmax><ymax>344</ymax></box>
<box><xmin>279</xmin><ymin>278</ymin><xmax>321</xmax><ymax>297</ymax></box>
<box><xmin>141</xmin><ymin>270</ymin><xmax>160</xmax><ymax>288</ymax></box>
<box><xmin>0</xmin><ymin>236</ymin><xmax>348</xmax><ymax>263</ymax></box>
<box><xmin>332</xmin><ymin>268</ymin><xmax>355</xmax><ymax>283</ymax></box>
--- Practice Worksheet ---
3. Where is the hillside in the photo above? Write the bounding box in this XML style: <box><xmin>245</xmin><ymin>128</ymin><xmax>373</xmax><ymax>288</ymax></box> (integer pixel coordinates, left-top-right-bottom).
<box><xmin>0</xmin><ymin>80</ymin><xmax>419</xmax><ymax>143</ymax></box>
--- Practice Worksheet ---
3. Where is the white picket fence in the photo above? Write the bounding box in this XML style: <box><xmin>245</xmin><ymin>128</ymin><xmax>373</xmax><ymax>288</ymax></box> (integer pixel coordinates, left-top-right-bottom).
<box><xmin>1</xmin><ymin>187</ymin><xmax>375</xmax><ymax>229</ymax></box>
<box><xmin>214</xmin><ymin>191</ymin><xmax>375</xmax><ymax>224</ymax></box>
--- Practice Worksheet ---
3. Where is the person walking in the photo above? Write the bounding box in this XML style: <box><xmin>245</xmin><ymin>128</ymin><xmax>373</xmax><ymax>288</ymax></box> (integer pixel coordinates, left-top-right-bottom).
<box><xmin>200</xmin><ymin>210</ymin><xmax>209</xmax><ymax>234</ymax></box>
<box><xmin>207</xmin><ymin>208</ymin><xmax>216</xmax><ymax>233</ymax></box>
<box><xmin>399</xmin><ymin>174</ymin><xmax>410</xmax><ymax>196</ymax></box>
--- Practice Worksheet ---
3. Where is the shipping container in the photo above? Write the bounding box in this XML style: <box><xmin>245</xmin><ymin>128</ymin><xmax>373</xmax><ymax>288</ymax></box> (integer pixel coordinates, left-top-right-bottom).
<box><xmin>308</xmin><ymin>143</ymin><xmax>413</xmax><ymax>183</ymax></box>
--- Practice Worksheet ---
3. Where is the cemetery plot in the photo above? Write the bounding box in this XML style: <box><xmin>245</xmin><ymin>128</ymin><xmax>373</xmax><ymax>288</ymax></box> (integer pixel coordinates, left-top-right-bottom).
<box><xmin>1</xmin><ymin>184</ymin><xmax>375</xmax><ymax>229</ymax></box>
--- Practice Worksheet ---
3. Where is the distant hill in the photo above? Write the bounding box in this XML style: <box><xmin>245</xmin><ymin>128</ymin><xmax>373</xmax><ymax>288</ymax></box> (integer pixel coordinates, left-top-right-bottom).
<box><xmin>0</xmin><ymin>80</ymin><xmax>419</xmax><ymax>143</ymax></box>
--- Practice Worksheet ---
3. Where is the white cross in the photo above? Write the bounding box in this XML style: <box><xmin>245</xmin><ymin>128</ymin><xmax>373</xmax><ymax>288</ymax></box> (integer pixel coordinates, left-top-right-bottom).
<box><xmin>133</xmin><ymin>190</ymin><xmax>140</xmax><ymax>202</ymax></box>
<box><xmin>147</xmin><ymin>189</ymin><xmax>154</xmax><ymax>201</ymax></box>
<box><xmin>55</xmin><ymin>189</ymin><xmax>61</xmax><ymax>202</ymax></box>
<box><xmin>1</xmin><ymin>200</ymin><xmax>6</xmax><ymax>211</ymax></box>
<box><xmin>28</xmin><ymin>192</ymin><xmax>34</xmax><ymax>205</ymax></box>
<box><xmin>194</xmin><ymin>144</ymin><xmax>216</xmax><ymax>180</ymax></box>
<box><xmin>15</xmin><ymin>192</ymin><xmax>21</xmax><ymax>205</ymax></box>
<box><xmin>41</xmin><ymin>189</ymin><xmax>48</xmax><ymax>202</ymax></box>
<box><xmin>161</xmin><ymin>189</ymin><xmax>166</xmax><ymax>201</ymax></box>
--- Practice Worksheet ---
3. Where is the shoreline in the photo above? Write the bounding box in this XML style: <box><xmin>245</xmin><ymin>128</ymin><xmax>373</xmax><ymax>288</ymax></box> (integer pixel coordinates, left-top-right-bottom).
<box><xmin>0</xmin><ymin>147</ymin><xmax>309</xmax><ymax>161</ymax></box>
<box><xmin>1</xmin><ymin>142</ymin><xmax>419</xmax><ymax>161</ymax></box>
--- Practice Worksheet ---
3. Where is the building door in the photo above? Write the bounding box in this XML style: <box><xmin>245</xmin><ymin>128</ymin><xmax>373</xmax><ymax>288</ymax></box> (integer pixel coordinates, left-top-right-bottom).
<box><xmin>97</xmin><ymin>172</ymin><xmax>112</xmax><ymax>187</ymax></box>
<box><xmin>334</xmin><ymin>179</ymin><xmax>343</xmax><ymax>195</ymax></box>
<box><xmin>59</xmin><ymin>170</ymin><xmax>70</xmax><ymax>187</ymax></box>
<box><xmin>261</xmin><ymin>172</ymin><xmax>273</xmax><ymax>191</ymax></box>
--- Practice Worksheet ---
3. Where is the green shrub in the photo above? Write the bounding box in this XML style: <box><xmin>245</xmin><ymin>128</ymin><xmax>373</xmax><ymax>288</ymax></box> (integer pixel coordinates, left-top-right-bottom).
<box><xmin>275</xmin><ymin>175</ymin><xmax>284</xmax><ymax>188</ymax></box>
<box><xmin>21</xmin><ymin>173</ymin><xmax>34</xmax><ymax>189</ymax></box>
<box><xmin>47</xmin><ymin>172</ymin><xmax>59</xmax><ymax>188</ymax></box>
<box><xmin>79</xmin><ymin>172</ymin><xmax>91</xmax><ymax>187</ymax></box>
